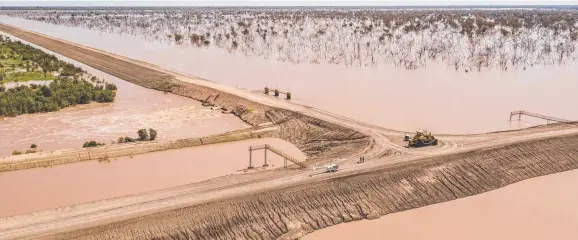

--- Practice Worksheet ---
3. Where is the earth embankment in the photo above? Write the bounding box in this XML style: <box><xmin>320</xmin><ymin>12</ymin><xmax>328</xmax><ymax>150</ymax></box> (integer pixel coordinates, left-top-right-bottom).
<box><xmin>0</xmin><ymin>23</ymin><xmax>375</xmax><ymax>165</ymax></box>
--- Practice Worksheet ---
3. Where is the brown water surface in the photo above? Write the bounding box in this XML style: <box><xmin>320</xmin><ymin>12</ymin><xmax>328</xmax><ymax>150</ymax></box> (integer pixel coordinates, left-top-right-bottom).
<box><xmin>304</xmin><ymin>169</ymin><xmax>578</xmax><ymax>240</ymax></box>
<box><xmin>0</xmin><ymin>138</ymin><xmax>304</xmax><ymax>217</ymax></box>
<box><xmin>1</xmin><ymin>17</ymin><xmax>576</xmax><ymax>134</ymax></box>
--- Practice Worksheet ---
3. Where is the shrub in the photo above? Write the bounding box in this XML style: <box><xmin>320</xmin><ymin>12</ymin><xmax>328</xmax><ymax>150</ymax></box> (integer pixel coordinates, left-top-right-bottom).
<box><xmin>25</xmin><ymin>149</ymin><xmax>36</xmax><ymax>154</ymax></box>
<box><xmin>83</xmin><ymin>140</ymin><xmax>105</xmax><ymax>148</ymax></box>
<box><xmin>137</xmin><ymin>129</ymin><xmax>148</xmax><ymax>141</ymax></box>
<box><xmin>117</xmin><ymin>137</ymin><xmax>125</xmax><ymax>143</ymax></box>
<box><xmin>149</xmin><ymin>128</ymin><xmax>157</xmax><ymax>141</ymax></box>
<box><xmin>105</xmin><ymin>82</ymin><xmax>117</xmax><ymax>90</ymax></box>
<box><xmin>124</xmin><ymin>136</ymin><xmax>135</xmax><ymax>142</ymax></box>
<box><xmin>12</xmin><ymin>150</ymin><xmax>23</xmax><ymax>155</ymax></box>
<box><xmin>30</xmin><ymin>143</ymin><xmax>37</xmax><ymax>148</ymax></box>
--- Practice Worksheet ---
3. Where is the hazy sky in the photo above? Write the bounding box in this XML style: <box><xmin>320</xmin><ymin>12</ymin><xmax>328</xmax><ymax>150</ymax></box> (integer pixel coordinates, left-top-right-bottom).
<box><xmin>1</xmin><ymin>0</ymin><xmax>577</xmax><ymax>7</ymax></box>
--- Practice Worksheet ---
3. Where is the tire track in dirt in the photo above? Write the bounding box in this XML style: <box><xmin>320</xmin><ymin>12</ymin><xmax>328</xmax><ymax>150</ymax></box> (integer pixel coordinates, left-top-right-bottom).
<box><xmin>46</xmin><ymin>133</ymin><xmax>578</xmax><ymax>240</ymax></box>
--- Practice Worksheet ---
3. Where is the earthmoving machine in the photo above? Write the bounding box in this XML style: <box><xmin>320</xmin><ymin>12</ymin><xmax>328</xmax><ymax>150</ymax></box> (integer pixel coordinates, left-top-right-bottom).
<box><xmin>407</xmin><ymin>131</ymin><xmax>438</xmax><ymax>148</ymax></box>
<box><xmin>313</xmin><ymin>163</ymin><xmax>339</xmax><ymax>173</ymax></box>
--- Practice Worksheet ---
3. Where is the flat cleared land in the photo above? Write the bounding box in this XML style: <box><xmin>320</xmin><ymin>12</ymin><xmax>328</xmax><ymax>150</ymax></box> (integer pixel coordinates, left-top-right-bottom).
<box><xmin>0</xmin><ymin>23</ymin><xmax>577</xmax><ymax>239</ymax></box>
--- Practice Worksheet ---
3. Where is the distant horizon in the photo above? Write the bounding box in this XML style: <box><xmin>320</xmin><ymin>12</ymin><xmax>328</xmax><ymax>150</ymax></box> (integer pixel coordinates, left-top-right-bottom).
<box><xmin>1</xmin><ymin>0</ymin><xmax>577</xmax><ymax>7</ymax></box>
<box><xmin>1</xmin><ymin>6</ymin><xmax>577</xmax><ymax>10</ymax></box>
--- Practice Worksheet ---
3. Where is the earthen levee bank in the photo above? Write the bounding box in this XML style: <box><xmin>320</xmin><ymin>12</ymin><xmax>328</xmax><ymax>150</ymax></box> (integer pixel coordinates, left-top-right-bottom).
<box><xmin>53</xmin><ymin>133</ymin><xmax>578</xmax><ymax>239</ymax></box>
<box><xmin>0</xmin><ymin>129</ymin><xmax>273</xmax><ymax>172</ymax></box>
<box><xmin>0</xmin><ymin>24</ymin><xmax>373</xmax><ymax>163</ymax></box>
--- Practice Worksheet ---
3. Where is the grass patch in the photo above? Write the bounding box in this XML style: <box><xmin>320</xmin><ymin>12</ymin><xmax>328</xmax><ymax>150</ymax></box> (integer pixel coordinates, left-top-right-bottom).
<box><xmin>2</xmin><ymin>71</ymin><xmax>54</xmax><ymax>83</ymax></box>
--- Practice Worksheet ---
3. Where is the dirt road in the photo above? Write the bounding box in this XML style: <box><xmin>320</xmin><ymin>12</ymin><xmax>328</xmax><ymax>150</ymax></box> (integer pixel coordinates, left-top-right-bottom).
<box><xmin>0</xmin><ymin>23</ymin><xmax>577</xmax><ymax>239</ymax></box>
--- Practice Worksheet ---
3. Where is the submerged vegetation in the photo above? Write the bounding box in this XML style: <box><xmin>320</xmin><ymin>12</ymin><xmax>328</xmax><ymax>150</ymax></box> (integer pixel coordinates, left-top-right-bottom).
<box><xmin>5</xmin><ymin>8</ymin><xmax>577</xmax><ymax>71</ymax></box>
<box><xmin>0</xmin><ymin>78</ymin><xmax>116</xmax><ymax>116</ymax></box>
<box><xmin>10</xmin><ymin>143</ymin><xmax>39</xmax><ymax>155</ymax></box>
<box><xmin>0</xmin><ymin>34</ymin><xmax>116</xmax><ymax>117</ymax></box>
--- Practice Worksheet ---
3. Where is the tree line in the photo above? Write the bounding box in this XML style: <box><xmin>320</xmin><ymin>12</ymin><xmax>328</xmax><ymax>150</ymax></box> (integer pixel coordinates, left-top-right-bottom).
<box><xmin>0</xmin><ymin>78</ymin><xmax>116</xmax><ymax>116</ymax></box>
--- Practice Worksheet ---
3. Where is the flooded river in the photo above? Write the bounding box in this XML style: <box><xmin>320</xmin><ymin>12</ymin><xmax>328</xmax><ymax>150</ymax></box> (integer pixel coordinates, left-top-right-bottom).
<box><xmin>1</xmin><ymin>16</ymin><xmax>576</xmax><ymax>134</ymax></box>
<box><xmin>0</xmin><ymin>16</ymin><xmax>576</xmax><ymax>233</ymax></box>
<box><xmin>0</xmin><ymin>138</ymin><xmax>304</xmax><ymax>217</ymax></box>
<box><xmin>0</xmin><ymin>34</ymin><xmax>248</xmax><ymax>156</ymax></box>
<box><xmin>304</xmin><ymin>169</ymin><xmax>578</xmax><ymax>240</ymax></box>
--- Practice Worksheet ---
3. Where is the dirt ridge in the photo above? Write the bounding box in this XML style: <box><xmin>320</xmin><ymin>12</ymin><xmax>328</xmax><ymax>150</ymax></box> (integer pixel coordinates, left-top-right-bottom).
<box><xmin>50</xmin><ymin>133</ymin><xmax>578</xmax><ymax>239</ymax></box>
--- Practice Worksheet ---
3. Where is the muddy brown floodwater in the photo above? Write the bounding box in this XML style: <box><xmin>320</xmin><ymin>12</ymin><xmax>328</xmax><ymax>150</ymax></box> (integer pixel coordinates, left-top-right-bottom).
<box><xmin>0</xmin><ymin>33</ymin><xmax>249</xmax><ymax>156</ymax></box>
<box><xmin>1</xmin><ymin>16</ymin><xmax>576</xmax><ymax>134</ymax></box>
<box><xmin>304</xmin><ymin>169</ymin><xmax>578</xmax><ymax>240</ymax></box>
<box><xmin>0</xmin><ymin>138</ymin><xmax>304</xmax><ymax>217</ymax></box>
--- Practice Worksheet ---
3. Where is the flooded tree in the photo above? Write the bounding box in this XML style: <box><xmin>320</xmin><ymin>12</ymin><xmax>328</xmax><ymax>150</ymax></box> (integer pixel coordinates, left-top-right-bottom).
<box><xmin>3</xmin><ymin>8</ymin><xmax>577</xmax><ymax>71</ymax></box>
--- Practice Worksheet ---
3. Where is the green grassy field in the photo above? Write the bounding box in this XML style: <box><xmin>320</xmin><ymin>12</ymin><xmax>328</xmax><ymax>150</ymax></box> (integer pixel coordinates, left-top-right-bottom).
<box><xmin>0</xmin><ymin>45</ymin><xmax>55</xmax><ymax>83</ymax></box>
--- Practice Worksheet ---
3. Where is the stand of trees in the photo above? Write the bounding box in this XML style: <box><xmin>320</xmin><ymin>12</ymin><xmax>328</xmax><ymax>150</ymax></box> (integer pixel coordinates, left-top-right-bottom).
<box><xmin>118</xmin><ymin>128</ymin><xmax>157</xmax><ymax>144</ymax></box>
<box><xmin>136</xmin><ymin>128</ymin><xmax>157</xmax><ymax>141</ymax></box>
<box><xmin>0</xmin><ymin>78</ymin><xmax>116</xmax><ymax>116</ymax></box>
<box><xmin>8</xmin><ymin>9</ymin><xmax>576</xmax><ymax>71</ymax></box>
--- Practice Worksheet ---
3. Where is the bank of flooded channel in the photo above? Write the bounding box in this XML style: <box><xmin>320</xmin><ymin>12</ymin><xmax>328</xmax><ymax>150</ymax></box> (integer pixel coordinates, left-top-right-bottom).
<box><xmin>0</xmin><ymin>31</ymin><xmax>249</xmax><ymax>156</ymax></box>
<box><xmin>1</xmin><ymin>16</ymin><xmax>576</xmax><ymax>134</ymax></box>
<box><xmin>304</xmin><ymin>169</ymin><xmax>578</xmax><ymax>240</ymax></box>
<box><xmin>0</xmin><ymin>138</ymin><xmax>304</xmax><ymax>217</ymax></box>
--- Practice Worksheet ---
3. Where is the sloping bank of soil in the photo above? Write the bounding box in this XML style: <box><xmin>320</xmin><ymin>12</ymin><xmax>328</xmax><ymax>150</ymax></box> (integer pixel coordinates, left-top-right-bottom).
<box><xmin>49</xmin><ymin>133</ymin><xmax>578</xmax><ymax>239</ymax></box>
<box><xmin>0</xmin><ymin>23</ymin><xmax>371</xmax><ymax>162</ymax></box>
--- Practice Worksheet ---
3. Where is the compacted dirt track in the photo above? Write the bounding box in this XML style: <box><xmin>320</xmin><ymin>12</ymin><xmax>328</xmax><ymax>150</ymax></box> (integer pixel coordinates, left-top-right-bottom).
<box><xmin>0</xmin><ymin>23</ymin><xmax>577</xmax><ymax>239</ymax></box>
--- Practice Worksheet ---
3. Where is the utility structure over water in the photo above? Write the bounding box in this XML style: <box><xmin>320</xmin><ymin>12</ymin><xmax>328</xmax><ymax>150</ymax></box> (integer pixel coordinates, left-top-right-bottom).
<box><xmin>248</xmin><ymin>144</ymin><xmax>305</xmax><ymax>169</ymax></box>
<box><xmin>509</xmin><ymin>111</ymin><xmax>572</xmax><ymax>124</ymax></box>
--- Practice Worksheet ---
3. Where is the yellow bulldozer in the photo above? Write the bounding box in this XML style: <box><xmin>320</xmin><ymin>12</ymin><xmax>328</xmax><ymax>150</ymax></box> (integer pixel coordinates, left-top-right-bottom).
<box><xmin>405</xmin><ymin>131</ymin><xmax>438</xmax><ymax>148</ymax></box>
